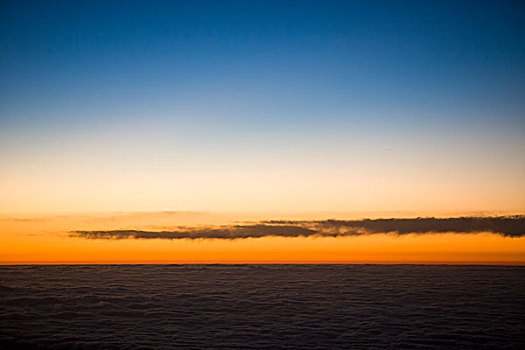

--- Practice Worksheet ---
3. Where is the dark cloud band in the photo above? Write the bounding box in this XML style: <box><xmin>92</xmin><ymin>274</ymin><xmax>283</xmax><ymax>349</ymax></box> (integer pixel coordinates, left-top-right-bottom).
<box><xmin>71</xmin><ymin>216</ymin><xmax>525</xmax><ymax>240</ymax></box>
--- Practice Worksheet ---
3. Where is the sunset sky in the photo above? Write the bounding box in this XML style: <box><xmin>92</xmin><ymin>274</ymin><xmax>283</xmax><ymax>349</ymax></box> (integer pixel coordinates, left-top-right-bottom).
<box><xmin>1</xmin><ymin>1</ymin><xmax>524</xmax><ymax>264</ymax></box>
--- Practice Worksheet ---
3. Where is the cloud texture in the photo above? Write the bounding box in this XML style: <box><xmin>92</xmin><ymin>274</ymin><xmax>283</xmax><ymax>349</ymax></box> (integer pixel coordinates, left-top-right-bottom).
<box><xmin>72</xmin><ymin>216</ymin><xmax>525</xmax><ymax>240</ymax></box>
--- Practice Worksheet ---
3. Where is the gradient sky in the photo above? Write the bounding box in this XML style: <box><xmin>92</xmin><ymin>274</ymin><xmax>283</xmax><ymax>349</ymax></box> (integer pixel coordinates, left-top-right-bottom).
<box><xmin>1</xmin><ymin>1</ymin><xmax>525</xmax><ymax>264</ymax></box>
<box><xmin>1</xmin><ymin>0</ymin><xmax>524</xmax><ymax>214</ymax></box>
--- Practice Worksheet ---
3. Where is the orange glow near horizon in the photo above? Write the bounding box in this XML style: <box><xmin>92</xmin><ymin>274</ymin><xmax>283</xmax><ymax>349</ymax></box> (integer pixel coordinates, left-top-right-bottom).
<box><xmin>1</xmin><ymin>212</ymin><xmax>524</xmax><ymax>265</ymax></box>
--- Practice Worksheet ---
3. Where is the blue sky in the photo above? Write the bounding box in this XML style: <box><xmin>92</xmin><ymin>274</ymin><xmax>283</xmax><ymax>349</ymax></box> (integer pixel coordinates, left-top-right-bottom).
<box><xmin>1</xmin><ymin>0</ymin><xmax>524</xmax><ymax>213</ymax></box>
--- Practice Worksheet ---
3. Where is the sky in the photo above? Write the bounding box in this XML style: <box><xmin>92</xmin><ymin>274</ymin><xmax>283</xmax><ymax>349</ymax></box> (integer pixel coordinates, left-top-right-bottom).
<box><xmin>0</xmin><ymin>1</ymin><xmax>524</xmax><ymax>263</ymax></box>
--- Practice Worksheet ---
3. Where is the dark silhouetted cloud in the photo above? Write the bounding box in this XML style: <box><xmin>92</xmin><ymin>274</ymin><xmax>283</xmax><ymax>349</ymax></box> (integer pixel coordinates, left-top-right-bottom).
<box><xmin>71</xmin><ymin>216</ymin><xmax>525</xmax><ymax>240</ymax></box>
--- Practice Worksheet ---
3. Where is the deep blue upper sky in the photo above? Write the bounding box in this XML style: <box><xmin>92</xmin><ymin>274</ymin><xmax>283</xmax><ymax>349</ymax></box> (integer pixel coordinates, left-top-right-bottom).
<box><xmin>0</xmin><ymin>0</ymin><xmax>524</xmax><ymax>212</ymax></box>
<box><xmin>2</xmin><ymin>0</ymin><xmax>524</xmax><ymax>127</ymax></box>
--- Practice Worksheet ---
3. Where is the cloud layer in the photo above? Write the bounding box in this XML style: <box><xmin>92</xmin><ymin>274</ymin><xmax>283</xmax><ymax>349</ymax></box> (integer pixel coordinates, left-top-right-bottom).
<box><xmin>72</xmin><ymin>216</ymin><xmax>525</xmax><ymax>240</ymax></box>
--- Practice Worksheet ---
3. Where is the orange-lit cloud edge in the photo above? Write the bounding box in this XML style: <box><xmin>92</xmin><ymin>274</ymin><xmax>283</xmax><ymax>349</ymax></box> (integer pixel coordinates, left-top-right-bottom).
<box><xmin>1</xmin><ymin>211</ymin><xmax>524</xmax><ymax>265</ymax></box>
